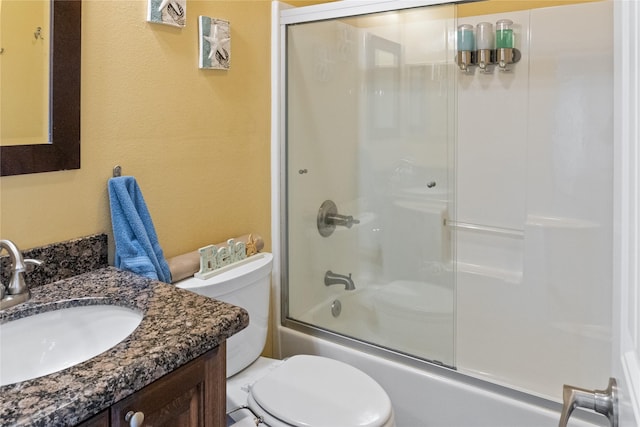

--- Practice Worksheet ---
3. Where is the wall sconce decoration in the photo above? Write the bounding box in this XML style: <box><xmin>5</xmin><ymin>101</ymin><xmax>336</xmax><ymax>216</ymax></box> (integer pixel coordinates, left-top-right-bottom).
<box><xmin>147</xmin><ymin>0</ymin><xmax>186</xmax><ymax>28</ymax></box>
<box><xmin>456</xmin><ymin>19</ymin><xmax>521</xmax><ymax>73</ymax></box>
<box><xmin>198</xmin><ymin>16</ymin><xmax>231</xmax><ymax>70</ymax></box>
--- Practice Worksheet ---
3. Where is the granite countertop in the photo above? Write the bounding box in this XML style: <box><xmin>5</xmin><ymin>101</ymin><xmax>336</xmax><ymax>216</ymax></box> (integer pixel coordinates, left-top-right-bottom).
<box><xmin>0</xmin><ymin>267</ymin><xmax>249</xmax><ymax>426</ymax></box>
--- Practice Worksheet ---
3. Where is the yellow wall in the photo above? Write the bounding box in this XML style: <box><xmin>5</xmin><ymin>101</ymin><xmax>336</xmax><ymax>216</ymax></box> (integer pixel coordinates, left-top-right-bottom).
<box><xmin>1</xmin><ymin>0</ymin><xmax>275</xmax><ymax>255</ymax></box>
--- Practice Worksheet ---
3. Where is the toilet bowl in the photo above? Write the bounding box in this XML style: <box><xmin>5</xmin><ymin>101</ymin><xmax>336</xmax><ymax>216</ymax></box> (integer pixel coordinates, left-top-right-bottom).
<box><xmin>176</xmin><ymin>252</ymin><xmax>395</xmax><ymax>427</ymax></box>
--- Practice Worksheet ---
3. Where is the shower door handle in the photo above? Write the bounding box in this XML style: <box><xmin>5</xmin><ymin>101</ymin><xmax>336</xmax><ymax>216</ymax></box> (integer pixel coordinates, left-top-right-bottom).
<box><xmin>558</xmin><ymin>377</ymin><xmax>618</xmax><ymax>427</ymax></box>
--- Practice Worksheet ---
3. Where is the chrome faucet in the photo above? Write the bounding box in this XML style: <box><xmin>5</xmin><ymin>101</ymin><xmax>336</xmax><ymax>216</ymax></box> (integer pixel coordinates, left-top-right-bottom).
<box><xmin>558</xmin><ymin>378</ymin><xmax>618</xmax><ymax>427</ymax></box>
<box><xmin>0</xmin><ymin>239</ymin><xmax>43</xmax><ymax>310</ymax></box>
<box><xmin>324</xmin><ymin>270</ymin><xmax>355</xmax><ymax>291</ymax></box>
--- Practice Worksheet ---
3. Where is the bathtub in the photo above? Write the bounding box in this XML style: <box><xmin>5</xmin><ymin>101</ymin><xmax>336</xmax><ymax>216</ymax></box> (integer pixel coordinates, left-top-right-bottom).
<box><xmin>280</xmin><ymin>288</ymin><xmax>607</xmax><ymax>427</ymax></box>
<box><xmin>295</xmin><ymin>281</ymin><xmax>454</xmax><ymax>366</ymax></box>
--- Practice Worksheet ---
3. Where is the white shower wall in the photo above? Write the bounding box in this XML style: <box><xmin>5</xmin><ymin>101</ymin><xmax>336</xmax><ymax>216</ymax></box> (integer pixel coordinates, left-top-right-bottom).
<box><xmin>456</xmin><ymin>1</ymin><xmax>613</xmax><ymax>399</ymax></box>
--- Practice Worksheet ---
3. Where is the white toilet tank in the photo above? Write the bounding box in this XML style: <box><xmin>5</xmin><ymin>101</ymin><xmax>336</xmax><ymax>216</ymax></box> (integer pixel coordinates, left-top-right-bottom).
<box><xmin>176</xmin><ymin>252</ymin><xmax>273</xmax><ymax>377</ymax></box>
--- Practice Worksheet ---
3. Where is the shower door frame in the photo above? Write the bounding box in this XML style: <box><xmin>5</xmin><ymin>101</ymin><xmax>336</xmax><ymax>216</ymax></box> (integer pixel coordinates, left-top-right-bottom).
<box><xmin>272</xmin><ymin>0</ymin><xmax>460</xmax><ymax>371</ymax></box>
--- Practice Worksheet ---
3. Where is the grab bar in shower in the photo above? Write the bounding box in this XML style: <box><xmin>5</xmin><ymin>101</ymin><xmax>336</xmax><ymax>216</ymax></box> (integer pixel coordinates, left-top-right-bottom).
<box><xmin>445</xmin><ymin>220</ymin><xmax>524</xmax><ymax>238</ymax></box>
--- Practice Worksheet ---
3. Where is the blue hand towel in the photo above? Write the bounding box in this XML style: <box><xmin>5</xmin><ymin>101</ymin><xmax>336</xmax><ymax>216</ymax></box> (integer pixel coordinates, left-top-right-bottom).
<box><xmin>108</xmin><ymin>176</ymin><xmax>172</xmax><ymax>283</ymax></box>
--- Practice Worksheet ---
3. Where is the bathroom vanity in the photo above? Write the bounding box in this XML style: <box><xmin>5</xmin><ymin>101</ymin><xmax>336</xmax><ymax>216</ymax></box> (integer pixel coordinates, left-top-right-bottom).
<box><xmin>0</xmin><ymin>266</ymin><xmax>249</xmax><ymax>426</ymax></box>
<box><xmin>79</xmin><ymin>345</ymin><xmax>225</xmax><ymax>426</ymax></box>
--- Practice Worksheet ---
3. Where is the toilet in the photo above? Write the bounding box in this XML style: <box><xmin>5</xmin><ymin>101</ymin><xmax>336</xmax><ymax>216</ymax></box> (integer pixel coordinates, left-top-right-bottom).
<box><xmin>176</xmin><ymin>252</ymin><xmax>395</xmax><ymax>427</ymax></box>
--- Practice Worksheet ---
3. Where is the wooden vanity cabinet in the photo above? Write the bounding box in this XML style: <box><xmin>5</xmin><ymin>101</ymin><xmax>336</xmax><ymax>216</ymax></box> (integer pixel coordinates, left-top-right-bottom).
<box><xmin>78</xmin><ymin>344</ymin><xmax>226</xmax><ymax>427</ymax></box>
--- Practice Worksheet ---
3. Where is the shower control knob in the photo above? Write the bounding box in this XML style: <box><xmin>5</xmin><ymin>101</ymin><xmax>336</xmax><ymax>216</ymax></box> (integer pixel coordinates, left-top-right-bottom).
<box><xmin>317</xmin><ymin>200</ymin><xmax>360</xmax><ymax>237</ymax></box>
<box><xmin>125</xmin><ymin>410</ymin><xmax>145</xmax><ymax>427</ymax></box>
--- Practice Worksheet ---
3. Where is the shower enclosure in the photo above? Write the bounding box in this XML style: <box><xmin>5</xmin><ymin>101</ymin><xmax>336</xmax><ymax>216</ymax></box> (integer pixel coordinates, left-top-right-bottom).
<box><xmin>275</xmin><ymin>0</ymin><xmax>629</xmax><ymax>413</ymax></box>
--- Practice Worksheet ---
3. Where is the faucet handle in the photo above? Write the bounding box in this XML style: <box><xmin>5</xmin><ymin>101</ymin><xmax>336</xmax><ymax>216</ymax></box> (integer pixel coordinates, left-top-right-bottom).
<box><xmin>24</xmin><ymin>258</ymin><xmax>44</xmax><ymax>271</ymax></box>
<box><xmin>558</xmin><ymin>378</ymin><xmax>618</xmax><ymax>427</ymax></box>
<box><xmin>317</xmin><ymin>200</ymin><xmax>360</xmax><ymax>237</ymax></box>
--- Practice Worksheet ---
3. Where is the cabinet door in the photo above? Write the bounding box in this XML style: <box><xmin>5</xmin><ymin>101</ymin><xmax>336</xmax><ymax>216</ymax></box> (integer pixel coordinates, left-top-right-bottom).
<box><xmin>110</xmin><ymin>344</ymin><xmax>226</xmax><ymax>427</ymax></box>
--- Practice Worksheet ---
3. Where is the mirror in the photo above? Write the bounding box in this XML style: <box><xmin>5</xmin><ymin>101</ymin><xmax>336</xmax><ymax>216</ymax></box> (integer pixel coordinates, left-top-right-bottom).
<box><xmin>0</xmin><ymin>0</ymin><xmax>81</xmax><ymax>176</ymax></box>
<box><xmin>0</xmin><ymin>0</ymin><xmax>50</xmax><ymax>147</ymax></box>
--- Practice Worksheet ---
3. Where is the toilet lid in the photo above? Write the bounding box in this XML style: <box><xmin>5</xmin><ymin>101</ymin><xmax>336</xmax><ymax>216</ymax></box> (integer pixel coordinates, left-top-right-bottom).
<box><xmin>249</xmin><ymin>355</ymin><xmax>393</xmax><ymax>427</ymax></box>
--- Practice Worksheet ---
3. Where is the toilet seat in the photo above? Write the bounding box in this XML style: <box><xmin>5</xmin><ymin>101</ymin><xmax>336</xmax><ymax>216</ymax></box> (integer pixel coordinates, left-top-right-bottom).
<box><xmin>247</xmin><ymin>355</ymin><xmax>394</xmax><ymax>427</ymax></box>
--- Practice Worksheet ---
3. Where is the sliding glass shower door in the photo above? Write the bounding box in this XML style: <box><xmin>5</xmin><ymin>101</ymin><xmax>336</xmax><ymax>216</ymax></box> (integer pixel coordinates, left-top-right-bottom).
<box><xmin>284</xmin><ymin>4</ymin><xmax>457</xmax><ymax>367</ymax></box>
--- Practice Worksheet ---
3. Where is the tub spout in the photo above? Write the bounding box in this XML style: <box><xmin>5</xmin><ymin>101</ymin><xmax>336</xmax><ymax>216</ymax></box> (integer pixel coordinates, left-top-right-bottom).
<box><xmin>324</xmin><ymin>270</ymin><xmax>355</xmax><ymax>291</ymax></box>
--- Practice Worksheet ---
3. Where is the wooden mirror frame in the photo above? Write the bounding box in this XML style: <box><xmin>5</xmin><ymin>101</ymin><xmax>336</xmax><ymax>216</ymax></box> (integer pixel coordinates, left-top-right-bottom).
<box><xmin>0</xmin><ymin>0</ymin><xmax>81</xmax><ymax>177</ymax></box>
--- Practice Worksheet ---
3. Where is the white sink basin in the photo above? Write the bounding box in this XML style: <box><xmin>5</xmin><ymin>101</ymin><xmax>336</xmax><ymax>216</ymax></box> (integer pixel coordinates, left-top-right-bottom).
<box><xmin>0</xmin><ymin>305</ymin><xmax>143</xmax><ymax>386</ymax></box>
